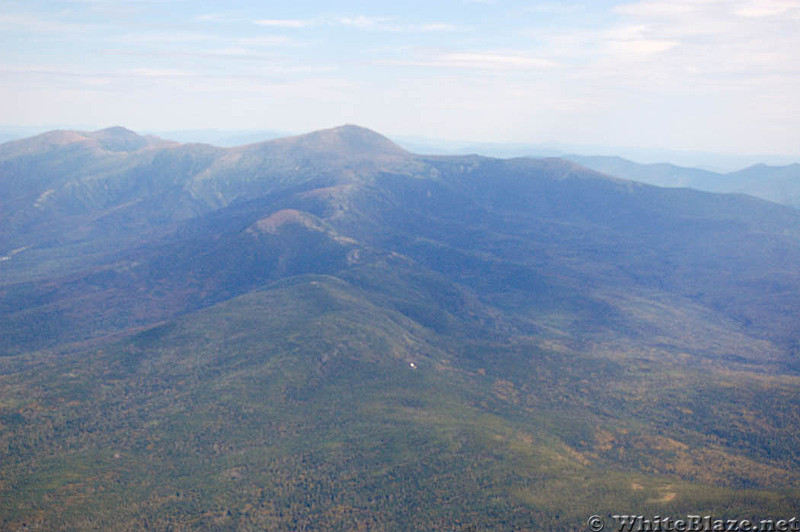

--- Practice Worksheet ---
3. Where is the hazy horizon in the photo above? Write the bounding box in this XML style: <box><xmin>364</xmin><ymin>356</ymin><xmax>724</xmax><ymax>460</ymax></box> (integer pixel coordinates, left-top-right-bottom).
<box><xmin>1</xmin><ymin>122</ymin><xmax>797</xmax><ymax>172</ymax></box>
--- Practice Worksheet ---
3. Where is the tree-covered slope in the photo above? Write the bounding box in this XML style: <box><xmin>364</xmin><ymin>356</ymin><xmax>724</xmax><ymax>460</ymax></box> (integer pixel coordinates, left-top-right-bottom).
<box><xmin>2</xmin><ymin>126</ymin><xmax>800</xmax><ymax>530</ymax></box>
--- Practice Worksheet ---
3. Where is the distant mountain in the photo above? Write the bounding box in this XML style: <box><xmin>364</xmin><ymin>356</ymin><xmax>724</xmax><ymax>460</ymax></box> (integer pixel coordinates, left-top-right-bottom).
<box><xmin>143</xmin><ymin>128</ymin><xmax>290</xmax><ymax>147</ymax></box>
<box><xmin>393</xmin><ymin>135</ymin><xmax>800</xmax><ymax>170</ymax></box>
<box><xmin>726</xmin><ymin>163</ymin><xmax>800</xmax><ymax>206</ymax></box>
<box><xmin>567</xmin><ymin>154</ymin><xmax>800</xmax><ymax>208</ymax></box>
<box><xmin>2</xmin><ymin>126</ymin><xmax>800</xmax><ymax>530</ymax></box>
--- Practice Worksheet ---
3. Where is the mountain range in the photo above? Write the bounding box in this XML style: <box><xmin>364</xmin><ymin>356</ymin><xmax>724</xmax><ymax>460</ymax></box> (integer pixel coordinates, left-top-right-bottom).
<box><xmin>567</xmin><ymin>154</ymin><xmax>800</xmax><ymax>209</ymax></box>
<box><xmin>1</xmin><ymin>125</ymin><xmax>800</xmax><ymax>530</ymax></box>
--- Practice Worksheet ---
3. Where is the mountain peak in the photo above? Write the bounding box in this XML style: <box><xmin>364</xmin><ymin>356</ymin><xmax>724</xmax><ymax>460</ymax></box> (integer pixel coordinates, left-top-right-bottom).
<box><xmin>89</xmin><ymin>126</ymin><xmax>168</xmax><ymax>152</ymax></box>
<box><xmin>95</xmin><ymin>125</ymin><xmax>138</xmax><ymax>136</ymax></box>
<box><xmin>265</xmin><ymin>124</ymin><xmax>408</xmax><ymax>158</ymax></box>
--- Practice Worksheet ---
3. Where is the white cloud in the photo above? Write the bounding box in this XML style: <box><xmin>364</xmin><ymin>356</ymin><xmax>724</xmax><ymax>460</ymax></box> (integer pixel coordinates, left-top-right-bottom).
<box><xmin>65</xmin><ymin>0</ymin><xmax>190</xmax><ymax>4</ymax></box>
<box><xmin>114</xmin><ymin>31</ymin><xmax>217</xmax><ymax>44</ymax></box>
<box><xmin>129</xmin><ymin>68</ymin><xmax>193</xmax><ymax>78</ymax></box>
<box><xmin>604</xmin><ymin>37</ymin><xmax>678</xmax><ymax>57</ymax></box>
<box><xmin>435</xmin><ymin>52</ymin><xmax>556</xmax><ymax>69</ymax></box>
<box><xmin>602</xmin><ymin>24</ymin><xmax>679</xmax><ymax>58</ymax></box>
<box><xmin>254</xmin><ymin>19</ymin><xmax>315</xmax><ymax>28</ymax></box>
<box><xmin>0</xmin><ymin>13</ymin><xmax>93</xmax><ymax>33</ymax></box>
<box><xmin>734</xmin><ymin>0</ymin><xmax>800</xmax><ymax>17</ymax></box>
<box><xmin>483</xmin><ymin>0</ymin><xmax>798</xmax><ymax>153</ymax></box>
<box><xmin>389</xmin><ymin>51</ymin><xmax>557</xmax><ymax>70</ymax></box>
<box><xmin>334</xmin><ymin>15</ymin><xmax>463</xmax><ymax>33</ymax></box>
<box><xmin>236</xmin><ymin>36</ymin><xmax>294</xmax><ymax>47</ymax></box>
<box><xmin>336</xmin><ymin>15</ymin><xmax>390</xmax><ymax>29</ymax></box>
<box><xmin>195</xmin><ymin>13</ymin><xmax>232</xmax><ymax>22</ymax></box>
<box><xmin>252</xmin><ymin>14</ymin><xmax>466</xmax><ymax>33</ymax></box>
<box><xmin>591</xmin><ymin>0</ymin><xmax>799</xmax><ymax>79</ymax></box>
<box><xmin>526</xmin><ymin>2</ymin><xmax>582</xmax><ymax>14</ymax></box>
<box><xmin>613</xmin><ymin>1</ymin><xmax>705</xmax><ymax>17</ymax></box>
<box><xmin>206</xmin><ymin>48</ymin><xmax>259</xmax><ymax>58</ymax></box>
<box><xmin>414</xmin><ymin>23</ymin><xmax>462</xmax><ymax>32</ymax></box>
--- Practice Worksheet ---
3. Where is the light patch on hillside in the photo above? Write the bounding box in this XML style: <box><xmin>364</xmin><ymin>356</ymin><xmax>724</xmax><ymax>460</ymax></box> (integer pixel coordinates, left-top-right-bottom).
<box><xmin>0</xmin><ymin>246</ymin><xmax>30</xmax><ymax>262</ymax></box>
<box><xmin>34</xmin><ymin>188</ymin><xmax>56</xmax><ymax>209</ymax></box>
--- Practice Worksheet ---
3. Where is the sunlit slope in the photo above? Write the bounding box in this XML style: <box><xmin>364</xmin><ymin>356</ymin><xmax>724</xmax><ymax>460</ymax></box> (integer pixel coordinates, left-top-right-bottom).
<box><xmin>2</xmin><ymin>272</ymin><xmax>800</xmax><ymax>530</ymax></box>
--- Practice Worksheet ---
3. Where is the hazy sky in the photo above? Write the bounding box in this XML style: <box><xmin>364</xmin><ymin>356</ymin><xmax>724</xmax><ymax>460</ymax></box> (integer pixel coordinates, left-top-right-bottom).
<box><xmin>3</xmin><ymin>0</ymin><xmax>799</xmax><ymax>156</ymax></box>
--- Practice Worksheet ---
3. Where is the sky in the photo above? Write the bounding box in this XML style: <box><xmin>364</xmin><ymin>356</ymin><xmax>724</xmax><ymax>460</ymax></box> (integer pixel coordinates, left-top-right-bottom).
<box><xmin>2</xmin><ymin>0</ymin><xmax>800</xmax><ymax>158</ymax></box>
